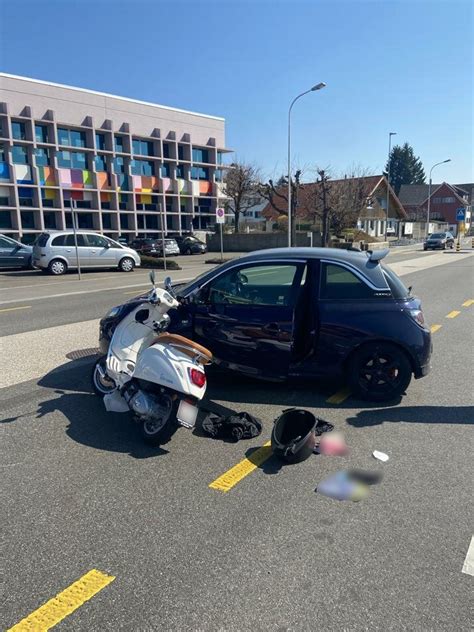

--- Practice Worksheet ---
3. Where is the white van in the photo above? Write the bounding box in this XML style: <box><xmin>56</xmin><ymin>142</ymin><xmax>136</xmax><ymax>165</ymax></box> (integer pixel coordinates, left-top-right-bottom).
<box><xmin>33</xmin><ymin>231</ymin><xmax>141</xmax><ymax>275</ymax></box>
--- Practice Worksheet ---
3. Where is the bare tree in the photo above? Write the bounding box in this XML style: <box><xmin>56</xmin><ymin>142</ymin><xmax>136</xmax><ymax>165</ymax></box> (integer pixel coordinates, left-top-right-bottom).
<box><xmin>258</xmin><ymin>170</ymin><xmax>302</xmax><ymax>245</ymax></box>
<box><xmin>222</xmin><ymin>162</ymin><xmax>261</xmax><ymax>233</ymax></box>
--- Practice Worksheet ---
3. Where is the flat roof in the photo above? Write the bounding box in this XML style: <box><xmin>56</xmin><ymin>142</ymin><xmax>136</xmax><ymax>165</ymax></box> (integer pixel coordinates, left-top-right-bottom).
<box><xmin>0</xmin><ymin>72</ymin><xmax>225</xmax><ymax>122</ymax></box>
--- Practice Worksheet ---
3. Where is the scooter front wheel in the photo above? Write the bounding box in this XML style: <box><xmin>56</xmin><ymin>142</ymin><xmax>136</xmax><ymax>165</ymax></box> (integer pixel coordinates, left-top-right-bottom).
<box><xmin>92</xmin><ymin>357</ymin><xmax>116</xmax><ymax>396</ymax></box>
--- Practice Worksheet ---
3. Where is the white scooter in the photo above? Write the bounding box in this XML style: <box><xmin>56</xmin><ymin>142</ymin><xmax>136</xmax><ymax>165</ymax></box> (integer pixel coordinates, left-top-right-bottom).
<box><xmin>93</xmin><ymin>271</ymin><xmax>212</xmax><ymax>445</ymax></box>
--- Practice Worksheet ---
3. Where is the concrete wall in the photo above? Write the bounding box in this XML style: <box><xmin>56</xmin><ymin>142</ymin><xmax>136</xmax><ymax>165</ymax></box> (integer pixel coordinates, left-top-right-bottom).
<box><xmin>206</xmin><ymin>231</ymin><xmax>322</xmax><ymax>252</ymax></box>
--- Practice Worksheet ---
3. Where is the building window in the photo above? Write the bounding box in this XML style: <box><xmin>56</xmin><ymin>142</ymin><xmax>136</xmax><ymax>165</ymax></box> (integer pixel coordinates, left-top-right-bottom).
<box><xmin>95</xmin><ymin>133</ymin><xmax>106</xmax><ymax>151</ymax></box>
<box><xmin>113</xmin><ymin>157</ymin><xmax>125</xmax><ymax>174</ymax></box>
<box><xmin>215</xmin><ymin>169</ymin><xmax>223</xmax><ymax>182</ymax></box>
<box><xmin>35</xmin><ymin>124</ymin><xmax>48</xmax><ymax>143</ymax></box>
<box><xmin>131</xmin><ymin>159</ymin><xmax>154</xmax><ymax>176</ymax></box>
<box><xmin>18</xmin><ymin>188</ymin><xmax>34</xmax><ymax>207</ymax></box>
<box><xmin>178</xmin><ymin>145</ymin><xmax>186</xmax><ymax>161</ymax></box>
<box><xmin>57</xmin><ymin>150</ymin><xmax>87</xmax><ymax>169</ymax></box>
<box><xmin>34</xmin><ymin>148</ymin><xmax>50</xmax><ymax>166</ymax></box>
<box><xmin>0</xmin><ymin>211</ymin><xmax>13</xmax><ymax>228</ymax></box>
<box><xmin>115</xmin><ymin>135</ymin><xmax>125</xmax><ymax>152</ymax></box>
<box><xmin>176</xmin><ymin>164</ymin><xmax>184</xmax><ymax>178</ymax></box>
<box><xmin>120</xmin><ymin>213</ymin><xmax>129</xmax><ymax>229</ymax></box>
<box><xmin>76</xmin><ymin>200</ymin><xmax>92</xmax><ymax>209</ymax></box>
<box><xmin>43</xmin><ymin>212</ymin><xmax>57</xmax><ymax>228</ymax></box>
<box><xmin>161</xmin><ymin>163</ymin><xmax>170</xmax><ymax>178</ymax></box>
<box><xmin>12</xmin><ymin>145</ymin><xmax>28</xmax><ymax>164</ymax></box>
<box><xmin>217</xmin><ymin>151</ymin><xmax>224</xmax><ymax>165</ymax></box>
<box><xmin>132</xmin><ymin>138</ymin><xmax>153</xmax><ymax>156</ymax></box>
<box><xmin>102</xmin><ymin>213</ymin><xmax>112</xmax><ymax>229</ymax></box>
<box><xmin>57</xmin><ymin>128</ymin><xmax>86</xmax><ymax>148</ymax></box>
<box><xmin>162</xmin><ymin>143</ymin><xmax>171</xmax><ymax>159</ymax></box>
<box><xmin>442</xmin><ymin>197</ymin><xmax>455</xmax><ymax>203</ymax></box>
<box><xmin>191</xmin><ymin>166</ymin><xmax>209</xmax><ymax>180</ymax></box>
<box><xmin>192</xmin><ymin>147</ymin><xmax>209</xmax><ymax>163</ymax></box>
<box><xmin>21</xmin><ymin>211</ymin><xmax>35</xmax><ymax>227</ymax></box>
<box><xmin>12</xmin><ymin>121</ymin><xmax>26</xmax><ymax>140</ymax></box>
<box><xmin>119</xmin><ymin>194</ymin><xmax>128</xmax><ymax>210</ymax></box>
<box><xmin>0</xmin><ymin>144</ymin><xmax>7</xmax><ymax>162</ymax></box>
<box><xmin>95</xmin><ymin>155</ymin><xmax>107</xmax><ymax>172</ymax></box>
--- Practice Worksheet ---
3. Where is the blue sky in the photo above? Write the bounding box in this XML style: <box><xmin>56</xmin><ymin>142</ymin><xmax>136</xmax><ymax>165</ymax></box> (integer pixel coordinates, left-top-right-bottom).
<box><xmin>0</xmin><ymin>0</ymin><xmax>472</xmax><ymax>182</ymax></box>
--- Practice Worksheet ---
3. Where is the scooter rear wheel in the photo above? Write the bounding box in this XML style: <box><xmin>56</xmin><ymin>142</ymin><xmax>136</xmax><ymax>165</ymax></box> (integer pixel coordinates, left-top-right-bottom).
<box><xmin>141</xmin><ymin>395</ymin><xmax>177</xmax><ymax>445</ymax></box>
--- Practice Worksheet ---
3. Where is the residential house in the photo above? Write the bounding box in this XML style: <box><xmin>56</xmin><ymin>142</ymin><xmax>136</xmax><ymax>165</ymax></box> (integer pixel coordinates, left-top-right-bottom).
<box><xmin>261</xmin><ymin>175</ymin><xmax>406</xmax><ymax>239</ymax></box>
<box><xmin>398</xmin><ymin>182</ymin><xmax>472</xmax><ymax>235</ymax></box>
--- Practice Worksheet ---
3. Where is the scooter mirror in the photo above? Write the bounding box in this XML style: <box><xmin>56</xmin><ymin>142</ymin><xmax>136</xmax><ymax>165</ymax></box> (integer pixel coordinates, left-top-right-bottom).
<box><xmin>149</xmin><ymin>270</ymin><xmax>156</xmax><ymax>286</ymax></box>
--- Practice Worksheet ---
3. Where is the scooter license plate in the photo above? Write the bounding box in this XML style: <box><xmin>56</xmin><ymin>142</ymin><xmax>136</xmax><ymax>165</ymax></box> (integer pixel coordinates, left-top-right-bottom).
<box><xmin>177</xmin><ymin>400</ymin><xmax>198</xmax><ymax>429</ymax></box>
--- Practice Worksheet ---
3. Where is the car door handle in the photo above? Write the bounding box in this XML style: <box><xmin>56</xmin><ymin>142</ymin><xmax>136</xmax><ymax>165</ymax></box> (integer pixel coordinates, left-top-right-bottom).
<box><xmin>90</xmin><ymin>249</ymin><xmax>96</xmax><ymax>253</ymax></box>
<box><xmin>262</xmin><ymin>322</ymin><xmax>280</xmax><ymax>334</ymax></box>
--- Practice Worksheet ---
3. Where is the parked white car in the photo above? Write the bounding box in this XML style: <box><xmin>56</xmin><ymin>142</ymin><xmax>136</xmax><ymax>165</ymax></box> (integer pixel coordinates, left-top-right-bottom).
<box><xmin>33</xmin><ymin>231</ymin><xmax>141</xmax><ymax>275</ymax></box>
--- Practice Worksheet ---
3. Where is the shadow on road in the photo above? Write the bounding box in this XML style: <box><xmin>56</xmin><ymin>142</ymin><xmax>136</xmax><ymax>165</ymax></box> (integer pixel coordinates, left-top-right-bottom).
<box><xmin>346</xmin><ymin>405</ymin><xmax>474</xmax><ymax>427</ymax></box>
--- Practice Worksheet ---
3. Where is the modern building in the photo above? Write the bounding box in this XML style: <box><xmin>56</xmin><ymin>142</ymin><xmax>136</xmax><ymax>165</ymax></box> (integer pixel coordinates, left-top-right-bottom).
<box><xmin>398</xmin><ymin>182</ymin><xmax>472</xmax><ymax>234</ymax></box>
<box><xmin>0</xmin><ymin>73</ymin><xmax>231</xmax><ymax>242</ymax></box>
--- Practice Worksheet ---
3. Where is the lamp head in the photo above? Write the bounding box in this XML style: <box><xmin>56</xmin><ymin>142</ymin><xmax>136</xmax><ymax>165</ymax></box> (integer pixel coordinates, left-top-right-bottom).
<box><xmin>311</xmin><ymin>82</ymin><xmax>326</xmax><ymax>91</ymax></box>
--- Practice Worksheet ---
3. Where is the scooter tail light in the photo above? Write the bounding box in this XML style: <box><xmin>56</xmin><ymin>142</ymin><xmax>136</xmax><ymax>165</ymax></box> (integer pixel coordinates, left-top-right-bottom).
<box><xmin>189</xmin><ymin>367</ymin><xmax>206</xmax><ymax>388</ymax></box>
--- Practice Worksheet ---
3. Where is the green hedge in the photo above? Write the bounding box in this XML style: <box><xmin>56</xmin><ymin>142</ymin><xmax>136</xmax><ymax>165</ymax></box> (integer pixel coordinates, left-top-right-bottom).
<box><xmin>140</xmin><ymin>256</ymin><xmax>182</xmax><ymax>270</ymax></box>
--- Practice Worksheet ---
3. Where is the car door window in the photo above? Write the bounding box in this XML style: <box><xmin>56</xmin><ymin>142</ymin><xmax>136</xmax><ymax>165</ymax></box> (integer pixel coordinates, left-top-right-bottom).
<box><xmin>321</xmin><ymin>263</ymin><xmax>374</xmax><ymax>299</ymax></box>
<box><xmin>64</xmin><ymin>234</ymin><xmax>87</xmax><ymax>247</ymax></box>
<box><xmin>0</xmin><ymin>236</ymin><xmax>15</xmax><ymax>249</ymax></box>
<box><xmin>206</xmin><ymin>263</ymin><xmax>304</xmax><ymax>306</ymax></box>
<box><xmin>86</xmin><ymin>234</ymin><xmax>108</xmax><ymax>247</ymax></box>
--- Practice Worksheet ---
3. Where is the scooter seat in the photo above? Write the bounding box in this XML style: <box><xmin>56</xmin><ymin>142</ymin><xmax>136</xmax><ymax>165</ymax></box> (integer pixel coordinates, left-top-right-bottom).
<box><xmin>156</xmin><ymin>333</ymin><xmax>213</xmax><ymax>365</ymax></box>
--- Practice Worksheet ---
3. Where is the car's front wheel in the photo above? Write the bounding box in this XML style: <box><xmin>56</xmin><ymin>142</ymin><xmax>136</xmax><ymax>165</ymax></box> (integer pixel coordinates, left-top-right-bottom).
<box><xmin>48</xmin><ymin>259</ymin><xmax>67</xmax><ymax>275</ymax></box>
<box><xmin>348</xmin><ymin>342</ymin><xmax>412</xmax><ymax>402</ymax></box>
<box><xmin>118</xmin><ymin>257</ymin><xmax>135</xmax><ymax>272</ymax></box>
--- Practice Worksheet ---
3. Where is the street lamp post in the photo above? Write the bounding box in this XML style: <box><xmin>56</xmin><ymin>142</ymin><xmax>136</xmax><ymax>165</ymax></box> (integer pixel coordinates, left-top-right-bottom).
<box><xmin>426</xmin><ymin>159</ymin><xmax>451</xmax><ymax>238</ymax></box>
<box><xmin>385</xmin><ymin>132</ymin><xmax>397</xmax><ymax>240</ymax></box>
<box><xmin>287</xmin><ymin>82</ymin><xmax>326</xmax><ymax>248</ymax></box>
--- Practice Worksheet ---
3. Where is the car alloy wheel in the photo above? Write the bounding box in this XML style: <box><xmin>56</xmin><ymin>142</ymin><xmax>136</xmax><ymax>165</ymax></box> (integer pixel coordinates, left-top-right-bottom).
<box><xmin>349</xmin><ymin>342</ymin><xmax>412</xmax><ymax>402</ymax></box>
<box><xmin>49</xmin><ymin>259</ymin><xmax>67</xmax><ymax>275</ymax></box>
<box><xmin>119</xmin><ymin>257</ymin><xmax>134</xmax><ymax>272</ymax></box>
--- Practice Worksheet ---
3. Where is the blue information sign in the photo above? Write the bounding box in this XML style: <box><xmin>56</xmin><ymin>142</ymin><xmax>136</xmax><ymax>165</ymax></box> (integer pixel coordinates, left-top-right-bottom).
<box><xmin>456</xmin><ymin>208</ymin><xmax>465</xmax><ymax>221</ymax></box>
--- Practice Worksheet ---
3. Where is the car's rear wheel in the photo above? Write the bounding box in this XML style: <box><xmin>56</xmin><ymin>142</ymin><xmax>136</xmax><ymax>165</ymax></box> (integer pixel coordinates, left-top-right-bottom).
<box><xmin>118</xmin><ymin>257</ymin><xmax>135</xmax><ymax>272</ymax></box>
<box><xmin>185</xmin><ymin>248</ymin><xmax>192</xmax><ymax>255</ymax></box>
<box><xmin>348</xmin><ymin>342</ymin><xmax>412</xmax><ymax>402</ymax></box>
<box><xmin>48</xmin><ymin>259</ymin><xmax>67</xmax><ymax>275</ymax></box>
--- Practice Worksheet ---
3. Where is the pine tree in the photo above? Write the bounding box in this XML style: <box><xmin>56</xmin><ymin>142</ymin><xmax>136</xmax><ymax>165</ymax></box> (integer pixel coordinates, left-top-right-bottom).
<box><xmin>385</xmin><ymin>142</ymin><xmax>426</xmax><ymax>194</ymax></box>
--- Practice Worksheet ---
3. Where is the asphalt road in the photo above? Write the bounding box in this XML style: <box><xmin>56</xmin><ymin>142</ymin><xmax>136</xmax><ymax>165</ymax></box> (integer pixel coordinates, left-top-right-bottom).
<box><xmin>2</xmin><ymin>246</ymin><xmax>473</xmax><ymax>631</ymax></box>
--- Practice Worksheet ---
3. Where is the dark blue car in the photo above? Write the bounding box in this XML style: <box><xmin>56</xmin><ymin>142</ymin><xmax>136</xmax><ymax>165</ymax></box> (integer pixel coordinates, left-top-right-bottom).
<box><xmin>100</xmin><ymin>248</ymin><xmax>432</xmax><ymax>402</ymax></box>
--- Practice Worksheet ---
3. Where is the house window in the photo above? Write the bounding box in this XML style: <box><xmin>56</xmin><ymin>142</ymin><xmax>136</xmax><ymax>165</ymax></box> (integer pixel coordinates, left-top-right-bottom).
<box><xmin>161</xmin><ymin>163</ymin><xmax>170</xmax><ymax>178</ymax></box>
<box><xmin>192</xmin><ymin>148</ymin><xmax>209</xmax><ymax>163</ymax></box>
<box><xmin>217</xmin><ymin>151</ymin><xmax>224</xmax><ymax>165</ymax></box>
<box><xmin>94</xmin><ymin>155</ymin><xmax>107</xmax><ymax>172</ymax></box>
<box><xmin>57</xmin><ymin>151</ymin><xmax>87</xmax><ymax>169</ymax></box>
<box><xmin>178</xmin><ymin>145</ymin><xmax>186</xmax><ymax>161</ymax></box>
<box><xmin>43</xmin><ymin>212</ymin><xmax>57</xmax><ymax>228</ymax></box>
<box><xmin>12</xmin><ymin>145</ymin><xmax>28</xmax><ymax>164</ymax></box>
<box><xmin>133</xmin><ymin>139</ymin><xmax>153</xmax><ymax>156</ymax></box>
<box><xmin>131</xmin><ymin>159</ymin><xmax>154</xmax><ymax>176</ymax></box>
<box><xmin>114</xmin><ymin>157</ymin><xmax>125</xmax><ymax>174</ymax></box>
<box><xmin>215</xmin><ymin>169</ymin><xmax>223</xmax><ymax>182</ymax></box>
<box><xmin>21</xmin><ymin>211</ymin><xmax>35</xmax><ymax>227</ymax></box>
<box><xmin>35</xmin><ymin>124</ymin><xmax>48</xmax><ymax>143</ymax></box>
<box><xmin>12</xmin><ymin>121</ymin><xmax>26</xmax><ymax>140</ymax></box>
<box><xmin>176</xmin><ymin>164</ymin><xmax>184</xmax><ymax>178</ymax></box>
<box><xmin>162</xmin><ymin>143</ymin><xmax>171</xmax><ymax>158</ymax></box>
<box><xmin>34</xmin><ymin>148</ymin><xmax>50</xmax><ymax>166</ymax></box>
<box><xmin>95</xmin><ymin>133</ymin><xmax>106</xmax><ymax>151</ymax></box>
<box><xmin>442</xmin><ymin>197</ymin><xmax>455</xmax><ymax>203</ymax></box>
<box><xmin>321</xmin><ymin>264</ymin><xmax>375</xmax><ymax>300</ymax></box>
<box><xmin>433</xmin><ymin>197</ymin><xmax>442</xmax><ymax>204</ymax></box>
<box><xmin>0</xmin><ymin>144</ymin><xmax>6</xmax><ymax>162</ymax></box>
<box><xmin>191</xmin><ymin>166</ymin><xmax>209</xmax><ymax>180</ymax></box>
<box><xmin>102</xmin><ymin>213</ymin><xmax>112</xmax><ymax>229</ymax></box>
<box><xmin>18</xmin><ymin>187</ymin><xmax>34</xmax><ymax>207</ymax></box>
<box><xmin>115</xmin><ymin>135</ymin><xmax>125</xmax><ymax>152</ymax></box>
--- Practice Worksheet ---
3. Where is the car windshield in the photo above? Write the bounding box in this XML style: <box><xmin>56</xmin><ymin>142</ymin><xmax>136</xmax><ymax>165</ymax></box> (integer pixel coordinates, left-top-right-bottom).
<box><xmin>430</xmin><ymin>233</ymin><xmax>445</xmax><ymax>239</ymax></box>
<box><xmin>165</xmin><ymin>240</ymin><xmax>177</xmax><ymax>245</ymax></box>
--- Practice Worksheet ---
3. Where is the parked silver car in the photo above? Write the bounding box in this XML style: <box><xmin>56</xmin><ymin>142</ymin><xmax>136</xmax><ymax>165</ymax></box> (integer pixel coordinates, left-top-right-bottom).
<box><xmin>33</xmin><ymin>231</ymin><xmax>141</xmax><ymax>275</ymax></box>
<box><xmin>0</xmin><ymin>234</ymin><xmax>33</xmax><ymax>269</ymax></box>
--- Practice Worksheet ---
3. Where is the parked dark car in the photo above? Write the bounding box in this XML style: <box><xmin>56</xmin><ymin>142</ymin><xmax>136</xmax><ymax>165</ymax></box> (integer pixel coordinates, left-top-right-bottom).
<box><xmin>423</xmin><ymin>232</ymin><xmax>455</xmax><ymax>250</ymax></box>
<box><xmin>99</xmin><ymin>247</ymin><xmax>432</xmax><ymax>402</ymax></box>
<box><xmin>128</xmin><ymin>238</ymin><xmax>180</xmax><ymax>257</ymax></box>
<box><xmin>0</xmin><ymin>234</ymin><xmax>33</xmax><ymax>269</ymax></box>
<box><xmin>174</xmin><ymin>235</ymin><xmax>207</xmax><ymax>255</ymax></box>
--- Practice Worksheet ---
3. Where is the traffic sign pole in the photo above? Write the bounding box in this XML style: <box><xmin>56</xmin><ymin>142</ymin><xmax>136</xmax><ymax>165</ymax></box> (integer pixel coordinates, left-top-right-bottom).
<box><xmin>216</xmin><ymin>207</ymin><xmax>225</xmax><ymax>262</ymax></box>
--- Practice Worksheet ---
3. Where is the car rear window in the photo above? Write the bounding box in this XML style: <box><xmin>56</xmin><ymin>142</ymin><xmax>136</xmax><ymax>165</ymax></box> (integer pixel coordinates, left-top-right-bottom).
<box><xmin>382</xmin><ymin>265</ymin><xmax>410</xmax><ymax>299</ymax></box>
<box><xmin>430</xmin><ymin>233</ymin><xmax>445</xmax><ymax>239</ymax></box>
<box><xmin>35</xmin><ymin>233</ymin><xmax>50</xmax><ymax>247</ymax></box>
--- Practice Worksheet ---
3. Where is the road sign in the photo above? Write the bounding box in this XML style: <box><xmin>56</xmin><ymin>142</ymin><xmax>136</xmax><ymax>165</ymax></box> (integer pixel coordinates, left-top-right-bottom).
<box><xmin>456</xmin><ymin>208</ymin><xmax>466</xmax><ymax>221</ymax></box>
<box><xmin>216</xmin><ymin>207</ymin><xmax>225</xmax><ymax>224</ymax></box>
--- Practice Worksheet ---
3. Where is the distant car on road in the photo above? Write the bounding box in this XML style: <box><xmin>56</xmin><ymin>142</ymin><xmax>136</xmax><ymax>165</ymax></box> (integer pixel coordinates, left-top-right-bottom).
<box><xmin>129</xmin><ymin>237</ymin><xmax>180</xmax><ymax>257</ymax></box>
<box><xmin>0</xmin><ymin>234</ymin><xmax>33</xmax><ymax>269</ymax></box>
<box><xmin>33</xmin><ymin>231</ymin><xmax>141</xmax><ymax>275</ymax></box>
<box><xmin>174</xmin><ymin>235</ymin><xmax>207</xmax><ymax>255</ymax></box>
<box><xmin>424</xmin><ymin>232</ymin><xmax>454</xmax><ymax>250</ymax></box>
<box><xmin>100</xmin><ymin>247</ymin><xmax>432</xmax><ymax>401</ymax></box>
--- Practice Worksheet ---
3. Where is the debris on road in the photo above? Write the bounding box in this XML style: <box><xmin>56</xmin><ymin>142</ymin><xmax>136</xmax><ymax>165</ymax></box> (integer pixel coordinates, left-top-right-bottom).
<box><xmin>315</xmin><ymin>431</ymin><xmax>348</xmax><ymax>456</ymax></box>
<box><xmin>202</xmin><ymin>411</ymin><xmax>262</xmax><ymax>442</ymax></box>
<box><xmin>373</xmin><ymin>450</ymin><xmax>389</xmax><ymax>462</ymax></box>
<box><xmin>271</xmin><ymin>408</ymin><xmax>318</xmax><ymax>463</ymax></box>
<box><xmin>316</xmin><ymin>470</ymin><xmax>368</xmax><ymax>502</ymax></box>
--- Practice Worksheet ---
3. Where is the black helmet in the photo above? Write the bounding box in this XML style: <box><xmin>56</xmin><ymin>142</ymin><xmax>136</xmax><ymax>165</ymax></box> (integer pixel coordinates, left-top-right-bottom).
<box><xmin>271</xmin><ymin>408</ymin><xmax>317</xmax><ymax>464</ymax></box>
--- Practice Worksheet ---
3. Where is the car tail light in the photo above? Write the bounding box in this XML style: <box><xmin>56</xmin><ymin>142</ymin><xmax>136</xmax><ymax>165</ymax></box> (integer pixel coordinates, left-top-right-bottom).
<box><xmin>189</xmin><ymin>367</ymin><xmax>206</xmax><ymax>388</ymax></box>
<box><xmin>408</xmin><ymin>309</ymin><xmax>426</xmax><ymax>327</ymax></box>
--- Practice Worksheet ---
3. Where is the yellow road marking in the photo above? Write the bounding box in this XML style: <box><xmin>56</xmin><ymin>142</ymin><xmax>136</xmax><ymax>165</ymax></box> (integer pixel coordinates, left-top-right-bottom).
<box><xmin>0</xmin><ymin>305</ymin><xmax>31</xmax><ymax>314</ymax></box>
<box><xmin>209</xmin><ymin>441</ymin><xmax>272</xmax><ymax>492</ymax></box>
<box><xmin>462</xmin><ymin>299</ymin><xmax>474</xmax><ymax>307</ymax></box>
<box><xmin>430</xmin><ymin>324</ymin><xmax>442</xmax><ymax>333</ymax></box>
<box><xmin>123</xmin><ymin>288</ymin><xmax>148</xmax><ymax>295</ymax></box>
<box><xmin>8</xmin><ymin>569</ymin><xmax>115</xmax><ymax>631</ymax></box>
<box><xmin>326</xmin><ymin>387</ymin><xmax>351</xmax><ymax>404</ymax></box>
<box><xmin>446</xmin><ymin>310</ymin><xmax>460</xmax><ymax>319</ymax></box>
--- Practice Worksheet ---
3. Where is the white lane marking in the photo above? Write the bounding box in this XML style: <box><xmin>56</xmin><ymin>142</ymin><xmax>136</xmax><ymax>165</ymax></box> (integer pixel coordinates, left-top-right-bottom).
<box><xmin>462</xmin><ymin>536</ymin><xmax>474</xmax><ymax>576</ymax></box>
<box><xmin>0</xmin><ymin>276</ymin><xmax>194</xmax><ymax>306</ymax></box>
